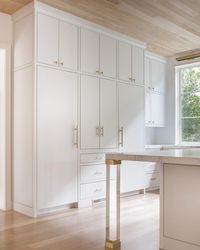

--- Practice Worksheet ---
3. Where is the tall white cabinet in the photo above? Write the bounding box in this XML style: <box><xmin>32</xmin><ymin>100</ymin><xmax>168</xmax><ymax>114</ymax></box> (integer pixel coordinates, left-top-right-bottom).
<box><xmin>37</xmin><ymin>67</ymin><xmax>78</xmax><ymax>210</ymax></box>
<box><xmin>13</xmin><ymin>5</ymin><xmax>79</xmax><ymax>217</ymax></box>
<box><xmin>13</xmin><ymin>1</ymin><xmax>166</xmax><ymax>216</ymax></box>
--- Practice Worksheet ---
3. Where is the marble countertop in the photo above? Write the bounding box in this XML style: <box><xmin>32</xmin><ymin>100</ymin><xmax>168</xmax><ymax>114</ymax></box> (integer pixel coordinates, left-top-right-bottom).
<box><xmin>106</xmin><ymin>149</ymin><xmax>200</xmax><ymax>166</ymax></box>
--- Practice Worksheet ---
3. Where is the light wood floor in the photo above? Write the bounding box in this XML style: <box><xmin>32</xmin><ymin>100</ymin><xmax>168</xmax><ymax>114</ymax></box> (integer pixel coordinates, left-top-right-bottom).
<box><xmin>0</xmin><ymin>192</ymin><xmax>159</xmax><ymax>250</ymax></box>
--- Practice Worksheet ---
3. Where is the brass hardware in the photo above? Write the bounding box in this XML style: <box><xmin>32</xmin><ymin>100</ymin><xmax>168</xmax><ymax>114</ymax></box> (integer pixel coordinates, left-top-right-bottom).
<box><xmin>73</xmin><ymin>126</ymin><xmax>78</xmax><ymax>148</ymax></box>
<box><xmin>129</xmin><ymin>77</ymin><xmax>132</xmax><ymax>81</ymax></box>
<box><xmin>96</xmin><ymin>70</ymin><xmax>100</xmax><ymax>74</ymax></box>
<box><xmin>60</xmin><ymin>62</ymin><xmax>64</xmax><ymax>66</ymax></box>
<box><xmin>152</xmin><ymin>87</ymin><xmax>155</xmax><ymax>91</ymax></box>
<box><xmin>96</xmin><ymin>127</ymin><xmax>100</xmax><ymax>136</ymax></box>
<box><xmin>119</xmin><ymin>127</ymin><xmax>123</xmax><ymax>147</ymax></box>
<box><xmin>100</xmin><ymin>126</ymin><xmax>104</xmax><ymax>136</ymax></box>
<box><xmin>176</xmin><ymin>52</ymin><xmax>200</xmax><ymax>61</ymax></box>
<box><xmin>105</xmin><ymin>159</ymin><xmax>121</xmax><ymax>165</ymax></box>
<box><xmin>100</xmin><ymin>71</ymin><xmax>103</xmax><ymax>75</ymax></box>
<box><xmin>132</xmin><ymin>78</ymin><xmax>136</xmax><ymax>82</ymax></box>
<box><xmin>105</xmin><ymin>240</ymin><xmax>121</xmax><ymax>249</ymax></box>
<box><xmin>54</xmin><ymin>61</ymin><xmax>58</xmax><ymax>64</ymax></box>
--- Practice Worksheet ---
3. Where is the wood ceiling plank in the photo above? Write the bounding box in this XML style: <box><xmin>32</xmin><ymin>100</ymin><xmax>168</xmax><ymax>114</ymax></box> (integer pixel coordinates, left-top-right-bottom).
<box><xmin>0</xmin><ymin>0</ymin><xmax>200</xmax><ymax>56</ymax></box>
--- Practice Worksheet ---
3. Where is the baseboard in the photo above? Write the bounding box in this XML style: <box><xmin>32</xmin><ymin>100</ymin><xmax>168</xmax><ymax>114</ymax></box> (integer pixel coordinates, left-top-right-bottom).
<box><xmin>37</xmin><ymin>203</ymin><xmax>78</xmax><ymax>216</ymax></box>
<box><xmin>13</xmin><ymin>202</ymin><xmax>34</xmax><ymax>217</ymax></box>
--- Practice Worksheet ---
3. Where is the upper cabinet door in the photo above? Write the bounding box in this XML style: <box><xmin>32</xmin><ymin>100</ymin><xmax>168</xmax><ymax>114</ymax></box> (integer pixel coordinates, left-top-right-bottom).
<box><xmin>145</xmin><ymin>57</ymin><xmax>150</xmax><ymax>87</ymax></box>
<box><xmin>145</xmin><ymin>90</ymin><xmax>151</xmax><ymax>126</ymax></box>
<box><xmin>59</xmin><ymin>21</ymin><xmax>78</xmax><ymax>70</ymax></box>
<box><xmin>151</xmin><ymin>59</ymin><xmax>166</xmax><ymax>93</ymax></box>
<box><xmin>81</xmin><ymin>28</ymin><xmax>99</xmax><ymax>75</ymax></box>
<box><xmin>37</xmin><ymin>14</ymin><xmax>59</xmax><ymax>66</ymax></box>
<box><xmin>81</xmin><ymin>75</ymin><xmax>100</xmax><ymax>149</ymax></box>
<box><xmin>118</xmin><ymin>41</ymin><xmax>132</xmax><ymax>82</ymax></box>
<box><xmin>151</xmin><ymin>92</ymin><xmax>165</xmax><ymax>127</ymax></box>
<box><xmin>132</xmin><ymin>46</ymin><xmax>144</xmax><ymax>85</ymax></box>
<box><xmin>100</xmin><ymin>35</ymin><xmax>117</xmax><ymax>79</ymax></box>
<box><xmin>100</xmin><ymin>79</ymin><xmax>117</xmax><ymax>149</ymax></box>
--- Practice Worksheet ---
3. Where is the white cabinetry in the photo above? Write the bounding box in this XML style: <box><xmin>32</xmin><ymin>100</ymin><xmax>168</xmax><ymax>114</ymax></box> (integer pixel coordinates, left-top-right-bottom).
<box><xmin>13</xmin><ymin>2</ymin><xmax>149</xmax><ymax>215</ymax></box>
<box><xmin>118</xmin><ymin>83</ymin><xmax>145</xmax><ymax>193</ymax></box>
<box><xmin>118</xmin><ymin>41</ymin><xmax>144</xmax><ymax>84</ymax></box>
<box><xmin>80</xmin><ymin>75</ymin><xmax>117</xmax><ymax>149</ymax></box>
<box><xmin>38</xmin><ymin>13</ymin><xmax>78</xmax><ymax>70</ymax></box>
<box><xmin>145</xmin><ymin>55</ymin><xmax>166</xmax><ymax>127</ymax></box>
<box><xmin>37</xmin><ymin>66</ymin><xmax>78</xmax><ymax>210</ymax></box>
<box><xmin>81</xmin><ymin>28</ymin><xmax>117</xmax><ymax>78</ymax></box>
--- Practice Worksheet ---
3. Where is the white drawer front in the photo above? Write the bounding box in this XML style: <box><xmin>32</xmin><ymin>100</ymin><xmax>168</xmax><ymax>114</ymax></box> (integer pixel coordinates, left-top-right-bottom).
<box><xmin>80</xmin><ymin>153</ymin><xmax>105</xmax><ymax>164</ymax></box>
<box><xmin>146</xmin><ymin>163</ymin><xmax>160</xmax><ymax>173</ymax></box>
<box><xmin>145</xmin><ymin>172</ymin><xmax>160</xmax><ymax>188</ymax></box>
<box><xmin>81</xmin><ymin>164</ymin><xmax>106</xmax><ymax>182</ymax></box>
<box><xmin>80</xmin><ymin>181</ymin><xmax>106</xmax><ymax>200</ymax></box>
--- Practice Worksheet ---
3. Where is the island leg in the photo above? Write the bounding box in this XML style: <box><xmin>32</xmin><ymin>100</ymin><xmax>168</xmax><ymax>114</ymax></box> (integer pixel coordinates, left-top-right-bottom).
<box><xmin>105</xmin><ymin>159</ymin><xmax>121</xmax><ymax>249</ymax></box>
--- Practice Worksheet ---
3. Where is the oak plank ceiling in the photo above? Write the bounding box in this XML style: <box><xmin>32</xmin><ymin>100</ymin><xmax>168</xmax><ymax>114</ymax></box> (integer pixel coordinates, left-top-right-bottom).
<box><xmin>0</xmin><ymin>0</ymin><xmax>200</xmax><ymax>56</ymax></box>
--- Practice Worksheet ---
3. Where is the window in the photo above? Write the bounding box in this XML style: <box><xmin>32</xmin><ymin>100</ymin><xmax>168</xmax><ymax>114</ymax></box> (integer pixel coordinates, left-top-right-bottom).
<box><xmin>177</xmin><ymin>63</ymin><xmax>200</xmax><ymax>144</ymax></box>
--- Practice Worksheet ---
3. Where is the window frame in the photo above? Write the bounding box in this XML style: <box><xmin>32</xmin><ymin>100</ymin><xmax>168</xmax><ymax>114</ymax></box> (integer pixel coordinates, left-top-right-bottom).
<box><xmin>176</xmin><ymin>62</ymin><xmax>200</xmax><ymax>146</ymax></box>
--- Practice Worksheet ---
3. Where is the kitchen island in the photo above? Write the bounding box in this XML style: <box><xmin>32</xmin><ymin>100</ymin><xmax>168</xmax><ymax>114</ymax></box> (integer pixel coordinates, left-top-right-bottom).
<box><xmin>105</xmin><ymin>149</ymin><xmax>200</xmax><ymax>250</ymax></box>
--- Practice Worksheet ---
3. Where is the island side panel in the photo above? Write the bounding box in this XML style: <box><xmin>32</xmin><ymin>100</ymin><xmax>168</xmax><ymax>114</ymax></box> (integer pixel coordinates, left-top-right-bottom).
<box><xmin>163</xmin><ymin>163</ymin><xmax>200</xmax><ymax>250</ymax></box>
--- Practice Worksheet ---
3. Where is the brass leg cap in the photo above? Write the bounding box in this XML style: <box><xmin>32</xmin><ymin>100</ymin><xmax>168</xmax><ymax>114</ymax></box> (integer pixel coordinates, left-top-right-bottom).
<box><xmin>105</xmin><ymin>240</ymin><xmax>121</xmax><ymax>249</ymax></box>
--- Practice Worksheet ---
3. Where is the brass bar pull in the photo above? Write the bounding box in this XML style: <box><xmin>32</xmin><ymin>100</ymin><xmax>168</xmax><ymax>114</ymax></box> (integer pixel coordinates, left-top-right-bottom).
<box><xmin>119</xmin><ymin>127</ymin><xmax>124</xmax><ymax>147</ymax></box>
<box><xmin>100</xmin><ymin>126</ymin><xmax>104</xmax><ymax>137</ymax></box>
<box><xmin>73</xmin><ymin>126</ymin><xmax>78</xmax><ymax>148</ymax></box>
<box><xmin>96</xmin><ymin>127</ymin><xmax>100</xmax><ymax>137</ymax></box>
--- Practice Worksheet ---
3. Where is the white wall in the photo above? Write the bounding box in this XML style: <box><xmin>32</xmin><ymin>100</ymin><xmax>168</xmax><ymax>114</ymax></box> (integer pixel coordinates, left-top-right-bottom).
<box><xmin>0</xmin><ymin>12</ymin><xmax>12</xmax><ymax>210</ymax></box>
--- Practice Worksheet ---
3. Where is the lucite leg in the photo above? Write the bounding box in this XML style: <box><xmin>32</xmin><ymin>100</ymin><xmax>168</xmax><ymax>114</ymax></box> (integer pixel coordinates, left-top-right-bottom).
<box><xmin>105</xmin><ymin>159</ymin><xmax>121</xmax><ymax>249</ymax></box>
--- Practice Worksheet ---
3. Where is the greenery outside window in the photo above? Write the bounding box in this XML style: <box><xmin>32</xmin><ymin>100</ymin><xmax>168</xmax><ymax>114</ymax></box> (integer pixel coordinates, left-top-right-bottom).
<box><xmin>177</xmin><ymin>63</ymin><xmax>200</xmax><ymax>144</ymax></box>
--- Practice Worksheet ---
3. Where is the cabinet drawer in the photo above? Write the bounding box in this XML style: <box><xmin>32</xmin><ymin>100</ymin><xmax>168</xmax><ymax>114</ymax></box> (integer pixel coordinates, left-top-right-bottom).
<box><xmin>80</xmin><ymin>181</ymin><xmax>106</xmax><ymax>200</ymax></box>
<box><xmin>81</xmin><ymin>164</ymin><xmax>106</xmax><ymax>182</ymax></box>
<box><xmin>80</xmin><ymin>153</ymin><xmax>105</xmax><ymax>164</ymax></box>
<box><xmin>146</xmin><ymin>163</ymin><xmax>160</xmax><ymax>173</ymax></box>
<box><xmin>145</xmin><ymin>172</ymin><xmax>160</xmax><ymax>188</ymax></box>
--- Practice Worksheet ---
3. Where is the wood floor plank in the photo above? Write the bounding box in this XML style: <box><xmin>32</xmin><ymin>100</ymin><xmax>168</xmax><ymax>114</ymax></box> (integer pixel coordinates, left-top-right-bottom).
<box><xmin>0</xmin><ymin>192</ymin><xmax>159</xmax><ymax>250</ymax></box>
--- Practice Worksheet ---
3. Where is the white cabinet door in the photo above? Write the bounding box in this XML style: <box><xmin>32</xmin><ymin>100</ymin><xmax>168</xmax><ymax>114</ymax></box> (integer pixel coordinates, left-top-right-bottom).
<box><xmin>37</xmin><ymin>66</ymin><xmax>78</xmax><ymax>210</ymax></box>
<box><xmin>100</xmin><ymin>34</ymin><xmax>116</xmax><ymax>78</ymax></box>
<box><xmin>145</xmin><ymin>90</ymin><xmax>151</xmax><ymax>126</ymax></box>
<box><xmin>37</xmin><ymin>13</ymin><xmax>59</xmax><ymax>66</ymax></box>
<box><xmin>145</xmin><ymin>57</ymin><xmax>150</xmax><ymax>87</ymax></box>
<box><xmin>132</xmin><ymin>46</ymin><xmax>144</xmax><ymax>85</ymax></box>
<box><xmin>118</xmin><ymin>83</ymin><xmax>145</xmax><ymax>193</ymax></box>
<box><xmin>151</xmin><ymin>92</ymin><xmax>165</xmax><ymax>126</ymax></box>
<box><xmin>151</xmin><ymin>59</ymin><xmax>166</xmax><ymax>93</ymax></box>
<box><xmin>118</xmin><ymin>41</ymin><xmax>132</xmax><ymax>82</ymax></box>
<box><xmin>81</xmin><ymin>28</ymin><xmax>99</xmax><ymax>74</ymax></box>
<box><xmin>59</xmin><ymin>21</ymin><xmax>78</xmax><ymax>70</ymax></box>
<box><xmin>119</xmin><ymin>83</ymin><xmax>145</xmax><ymax>152</ymax></box>
<box><xmin>81</xmin><ymin>75</ymin><xmax>99</xmax><ymax>149</ymax></box>
<box><xmin>100</xmin><ymin>79</ymin><xmax>117</xmax><ymax>149</ymax></box>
